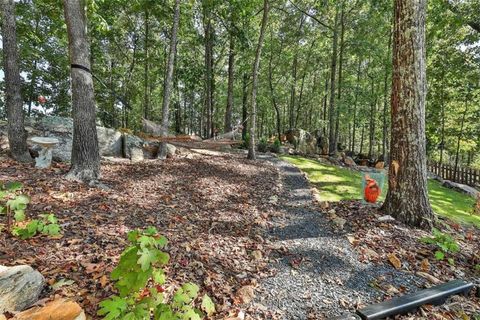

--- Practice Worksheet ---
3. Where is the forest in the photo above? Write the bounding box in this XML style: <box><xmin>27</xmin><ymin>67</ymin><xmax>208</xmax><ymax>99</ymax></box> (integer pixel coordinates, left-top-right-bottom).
<box><xmin>0</xmin><ymin>0</ymin><xmax>480</xmax><ymax>319</ymax></box>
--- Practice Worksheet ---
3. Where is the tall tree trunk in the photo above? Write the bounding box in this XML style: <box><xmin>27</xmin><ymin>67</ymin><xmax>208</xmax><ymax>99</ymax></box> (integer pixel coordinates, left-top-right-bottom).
<box><xmin>359</xmin><ymin>124</ymin><xmax>365</xmax><ymax>155</ymax></box>
<box><xmin>322</xmin><ymin>74</ymin><xmax>329</xmax><ymax>154</ymax></box>
<box><xmin>439</xmin><ymin>75</ymin><xmax>446</xmax><ymax>166</ymax></box>
<box><xmin>159</xmin><ymin>0</ymin><xmax>180</xmax><ymax>159</ymax></box>
<box><xmin>295</xmin><ymin>39</ymin><xmax>316</xmax><ymax>128</ymax></box>
<box><xmin>328</xmin><ymin>9</ymin><xmax>339</xmax><ymax>155</ymax></box>
<box><xmin>143</xmin><ymin>10</ymin><xmax>149</xmax><ymax>120</ymax></box>
<box><xmin>1</xmin><ymin>0</ymin><xmax>32</xmax><ymax>163</ymax></box>
<box><xmin>289</xmin><ymin>53</ymin><xmax>298</xmax><ymax>129</ymax></box>
<box><xmin>382</xmin><ymin>32</ymin><xmax>392</xmax><ymax>161</ymax></box>
<box><xmin>368</xmin><ymin>75</ymin><xmax>376</xmax><ymax>159</ymax></box>
<box><xmin>351</xmin><ymin>57</ymin><xmax>361</xmax><ymax>153</ymax></box>
<box><xmin>268</xmin><ymin>33</ymin><xmax>282</xmax><ymax>140</ymax></box>
<box><xmin>63</xmin><ymin>0</ymin><xmax>100</xmax><ymax>181</ymax></box>
<box><xmin>453</xmin><ymin>96</ymin><xmax>468</xmax><ymax>181</ymax></box>
<box><xmin>247</xmin><ymin>0</ymin><xmax>269</xmax><ymax>160</ymax></box>
<box><xmin>203</xmin><ymin>6</ymin><xmax>214</xmax><ymax>138</ymax></box>
<box><xmin>242</xmin><ymin>72</ymin><xmax>248</xmax><ymax>141</ymax></box>
<box><xmin>383</xmin><ymin>0</ymin><xmax>434</xmax><ymax>230</ymax></box>
<box><xmin>334</xmin><ymin>6</ymin><xmax>345</xmax><ymax>152</ymax></box>
<box><xmin>224</xmin><ymin>30</ymin><xmax>235</xmax><ymax>133</ymax></box>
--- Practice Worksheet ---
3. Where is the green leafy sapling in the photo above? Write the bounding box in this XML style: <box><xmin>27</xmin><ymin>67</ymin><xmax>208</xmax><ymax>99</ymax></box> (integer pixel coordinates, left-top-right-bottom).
<box><xmin>0</xmin><ymin>181</ymin><xmax>30</xmax><ymax>231</ymax></box>
<box><xmin>12</xmin><ymin>213</ymin><xmax>62</xmax><ymax>239</ymax></box>
<box><xmin>421</xmin><ymin>228</ymin><xmax>460</xmax><ymax>265</ymax></box>
<box><xmin>98</xmin><ymin>227</ymin><xmax>214</xmax><ymax>320</ymax></box>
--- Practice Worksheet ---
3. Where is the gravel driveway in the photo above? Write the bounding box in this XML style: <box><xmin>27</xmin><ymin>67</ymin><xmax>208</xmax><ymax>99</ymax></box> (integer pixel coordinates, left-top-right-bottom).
<box><xmin>256</xmin><ymin>156</ymin><xmax>423</xmax><ymax>319</ymax></box>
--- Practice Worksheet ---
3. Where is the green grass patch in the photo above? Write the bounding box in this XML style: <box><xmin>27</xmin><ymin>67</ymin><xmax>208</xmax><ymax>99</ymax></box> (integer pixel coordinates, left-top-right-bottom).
<box><xmin>280</xmin><ymin>155</ymin><xmax>479</xmax><ymax>228</ymax></box>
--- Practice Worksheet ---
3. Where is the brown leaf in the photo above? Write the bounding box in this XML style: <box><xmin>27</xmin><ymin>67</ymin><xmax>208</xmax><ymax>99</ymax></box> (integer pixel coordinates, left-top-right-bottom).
<box><xmin>387</xmin><ymin>253</ymin><xmax>402</xmax><ymax>269</ymax></box>
<box><xmin>99</xmin><ymin>275</ymin><xmax>108</xmax><ymax>288</ymax></box>
<box><xmin>420</xmin><ymin>258</ymin><xmax>430</xmax><ymax>272</ymax></box>
<box><xmin>233</xmin><ymin>285</ymin><xmax>255</xmax><ymax>305</ymax></box>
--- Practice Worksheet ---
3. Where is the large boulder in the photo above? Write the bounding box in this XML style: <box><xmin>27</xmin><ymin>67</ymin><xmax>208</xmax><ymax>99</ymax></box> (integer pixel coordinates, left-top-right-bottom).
<box><xmin>285</xmin><ymin>129</ymin><xmax>317</xmax><ymax>155</ymax></box>
<box><xmin>312</xmin><ymin>129</ymin><xmax>328</xmax><ymax>155</ymax></box>
<box><xmin>166</xmin><ymin>144</ymin><xmax>176</xmax><ymax>158</ymax></box>
<box><xmin>0</xmin><ymin>265</ymin><xmax>45</xmax><ymax>313</ymax></box>
<box><xmin>442</xmin><ymin>180</ymin><xmax>479</xmax><ymax>198</ymax></box>
<box><xmin>97</xmin><ymin>126</ymin><xmax>122</xmax><ymax>157</ymax></box>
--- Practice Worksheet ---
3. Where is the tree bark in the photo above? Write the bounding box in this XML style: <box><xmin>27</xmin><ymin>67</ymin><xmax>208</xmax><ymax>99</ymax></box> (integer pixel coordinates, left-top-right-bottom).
<box><xmin>383</xmin><ymin>0</ymin><xmax>434</xmax><ymax>230</ymax></box>
<box><xmin>328</xmin><ymin>9</ymin><xmax>339</xmax><ymax>155</ymax></box>
<box><xmin>247</xmin><ymin>0</ymin><xmax>269</xmax><ymax>160</ymax></box>
<box><xmin>268</xmin><ymin>33</ymin><xmax>282</xmax><ymax>140</ymax></box>
<box><xmin>334</xmin><ymin>6</ymin><xmax>345</xmax><ymax>152</ymax></box>
<box><xmin>159</xmin><ymin>0</ymin><xmax>180</xmax><ymax>159</ymax></box>
<box><xmin>63</xmin><ymin>0</ymin><xmax>100</xmax><ymax>182</ymax></box>
<box><xmin>224</xmin><ymin>29</ymin><xmax>235</xmax><ymax>133</ymax></box>
<box><xmin>382</xmin><ymin>32</ymin><xmax>392</xmax><ymax>161</ymax></box>
<box><xmin>203</xmin><ymin>5</ymin><xmax>214</xmax><ymax>138</ymax></box>
<box><xmin>351</xmin><ymin>57</ymin><xmax>361</xmax><ymax>153</ymax></box>
<box><xmin>143</xmin><ymin>10</ymin><xmax>150</xmax><ymax>120</ymax></box>
<box><xmin>368</xmin><ymin>74</ymin><xmax>376</xmax><ymax>159</ymax></box>
<box><xmin>1</xmin><ymin>0</ymin><xmax>32</xmax><ymax>163</ymax></box>
<box><xmin>242</xmin><ymin>72</ymin><xmax>248</xmax><ymax>141</ymax></box>
<box><xmin>453</xmin><ymin>96</ymin><xmax>468</xmax><ymax>182</ymax></box>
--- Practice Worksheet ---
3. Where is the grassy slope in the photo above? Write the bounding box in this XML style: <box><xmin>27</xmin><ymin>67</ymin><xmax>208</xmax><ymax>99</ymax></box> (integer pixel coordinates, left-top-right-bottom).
<box><xmin>281</xmin><ymin>155</ymin><xmax>479</xmax><ymax>227</ymax></box>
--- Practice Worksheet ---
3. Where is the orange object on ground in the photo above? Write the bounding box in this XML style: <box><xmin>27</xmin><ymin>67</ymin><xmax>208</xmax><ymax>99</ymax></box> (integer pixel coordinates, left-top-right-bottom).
<box><xmin>364</xmin><ymin>176</ymin><xmax>381</xmax><ymax>203</ymax></box>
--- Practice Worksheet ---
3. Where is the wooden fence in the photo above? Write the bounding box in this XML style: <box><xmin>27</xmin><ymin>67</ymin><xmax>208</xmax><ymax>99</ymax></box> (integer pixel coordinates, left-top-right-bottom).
<box><xmin>427</xmin><ymin>161</ymin><xmax>480</xmax><ymax>187</ymax></box>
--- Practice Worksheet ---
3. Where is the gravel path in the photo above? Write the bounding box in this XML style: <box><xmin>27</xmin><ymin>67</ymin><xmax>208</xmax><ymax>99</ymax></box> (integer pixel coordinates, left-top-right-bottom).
<box><xmin>256</xmin><ymin>156</ymin><xmax>423</xmax><ymax>319</ymax></box>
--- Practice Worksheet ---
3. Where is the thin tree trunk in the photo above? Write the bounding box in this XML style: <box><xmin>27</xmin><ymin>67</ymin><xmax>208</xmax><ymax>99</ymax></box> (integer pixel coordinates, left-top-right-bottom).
<box><xmin>368</xmin><ymin>75</ymin><xmax>376</xmax><ymax>159</ymax></box>
<box><xmin>439</xmin><ymin>75</ymin><xmax>446</xmax><ymax>166</ymax></box>
<box><xmin>334</xmin><ymin>5</ymin><xmax>345</xmax><ymax>152</ymax></box>
<box><xmin>383</xmin><ymin>0</ymin><xmax>434</xmax><ymax>230</ymax></box>
<box><xmin>453</xmin><ymin>96</ymin><xmax>468</xmax><ymax>181</ymax></box>
<box><xmin>328</xmin><ymin>9</ymin><xmax>339</xmax><ymax>155</ymax></box>
<box><xmin>224</xmin><ymin>21</ymin><xmax>235</xmax><ymax>133</ymax></box>
<box><xmin>242</xmin><ymin>72</ymin><xmax>248</xmax><ymax>141</ymax></box>
<box><xmin>352</xmin><ymin>57</ymin><xmax>361</xmax><ymax>153</ymax></box>
<box><xmin>359</xmin><ymin>124</ymin><xmax>365</xmax><ymax>155</ymax></box>
<box><xmin>268</xmin><ymin>33</ymin><xmax>282</xmax><ymax>139</ymax></box>
<box><xmin>203</xmin><ymin>5</ymin><xmax>214</xmax><ymax>138</ymax></box>
<box><xmin>247</xmin><ymin>0</ymin><xmax>269</xmax><ymax>160</ymax></box>
<box><xmin>63</xmin><ymin>0</ymin><xmax>100</xmax><ymax>181</ymax></box>
<box><xmin>143</xmin><ymin>10</ymin><xmax>149</xmax><ymax>119</ymax></box>
<box><xmin>382</xmin><ymin>32</ymin><xmax>392</xmax><ymax>161</ymax></box>
<box><xmin>295</xmin><ymin>39</ymin><xmax>316</xmax><ymax>127</ymax></box>
<box><xmin>1</xmin><ymin>0</ymin><xmax>32</xmax><ymax>163</ymax></box>
<box><xmin>159</xmin><ymin>0</ymin><xmax>180</xmax><ymax>159</ymax></box>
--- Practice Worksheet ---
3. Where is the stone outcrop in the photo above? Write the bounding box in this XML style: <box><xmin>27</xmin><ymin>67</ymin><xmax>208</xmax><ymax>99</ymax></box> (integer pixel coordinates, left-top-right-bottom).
<box><xmin>1</xmin><ymin>116</ymin><xmax>182</xmax><ymax>162</ymax></box>
<box><xmin>0</xmin><ymin>265</ymin><xmax>45</xmax><ymax>313</ymax></box>
<box><xmin>442</xmin><ymin>180</ymin><xmax>479</xmax><ymax>198</ymax></box>
<box><xmin>285</xmin><ymin>129</ymin><xmax>317</xmax><ymax>155</ymax></box>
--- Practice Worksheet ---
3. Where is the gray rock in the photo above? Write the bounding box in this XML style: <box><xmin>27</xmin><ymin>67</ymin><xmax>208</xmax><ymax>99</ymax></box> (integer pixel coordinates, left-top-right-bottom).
<box><xmin>285</xmin><ymin>129</ymin><xmax>317</xmax><ymax>155</ymax></box>
<box><xmin>130</xmin><ymin>147</ymin><xmax>144</xmax><ymax>163</ymax></box>
<box><xmin>344</xmin><ymin>156</ymin><xmax>356</xmax><ymax>167</ymax></box>
<box><xmin>97</xmin><ymin>126</ymin><xmax>122</xmax><ymax>157</ymax></box>
<box><xmin>0</xmin><ymin>265</ymin><xmax>45</xmax><ymax>313</ymax></box>
<box><xmin>442</xmin><ymin>180</ymin><xmax>479</xmax><ymax>198</ymax></box>
<box><xmin>166</xmin><ymin>144</ymin><xmax>176</xmax><ymax>158</ymax></box>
